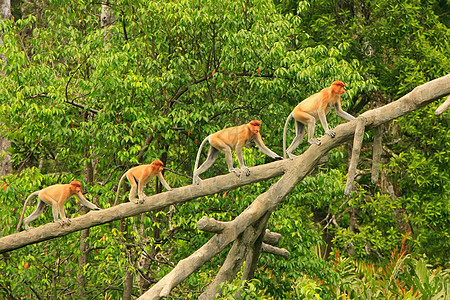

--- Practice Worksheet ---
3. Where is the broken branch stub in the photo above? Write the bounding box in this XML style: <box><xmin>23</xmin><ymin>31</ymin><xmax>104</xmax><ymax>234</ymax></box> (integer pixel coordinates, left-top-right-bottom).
<box><xmin>344</xmin><ymin>118</ymin><xmax>366</xmax><ymax>196</ymax></box>
<box><xmin>435</xmin><ymin>95</ymin><xmax>450</xmax><ymax>115</ymax></box>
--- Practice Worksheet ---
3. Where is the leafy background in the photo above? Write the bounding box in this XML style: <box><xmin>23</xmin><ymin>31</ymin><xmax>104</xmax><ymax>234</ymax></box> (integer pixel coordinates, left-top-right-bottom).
<box><xmin>0</xmin><ymin>0</ymin><xmax>449</xmax><ymax>299</ymax></box>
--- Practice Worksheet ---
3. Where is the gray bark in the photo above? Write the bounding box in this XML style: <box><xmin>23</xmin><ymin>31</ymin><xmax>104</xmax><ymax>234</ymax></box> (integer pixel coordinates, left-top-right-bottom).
<box><xmin>0</xmin><ymin>137</ymin><xmax>12</xmax><ymax>176</ymax></box>
<box><xmin>344</xmin><ymin>118</ymin><xmax>366</xmax><ymax>196</ymax></box>
<box><xmin>435</xmin><ymin>95</ymin><xmax>450</xmax><ymax>115</ymax></box>
<box><xmin>0</xmin><ymin>0</ymin><xmax>11</xmax><ymax>66</ymax></box>
<box><xmin>0</xmin><ymin>0</ymin><xmax>11</xmax><ymax>19</ymax></box>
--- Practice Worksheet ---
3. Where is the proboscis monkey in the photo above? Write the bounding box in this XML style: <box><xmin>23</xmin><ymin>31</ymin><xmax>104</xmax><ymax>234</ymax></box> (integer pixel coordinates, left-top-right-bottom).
<box><xmin>193</xmin><ymin>120</ymin><xmax>282</xmax><ymax>184</ymax></box>
<box><xmin>114</xmin><ymin>160</ymin><xmax>172</xmax><ymax>206</ymax></box>
<box><xmin>283</xmin><ymin>81</ymin><xmax>355</xmax><ymax>158</ymax></box>
<box><xmin>17</xmin><ymin>181</ymin><xmax>100</xmax><ymax>231</ymax></box>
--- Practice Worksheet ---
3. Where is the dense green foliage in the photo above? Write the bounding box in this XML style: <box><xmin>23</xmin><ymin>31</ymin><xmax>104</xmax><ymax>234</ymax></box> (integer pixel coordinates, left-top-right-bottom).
<box><xmin>0</xmin><ymin>0</ymin><xmax>448</xmax><ymax>299</ymax></box>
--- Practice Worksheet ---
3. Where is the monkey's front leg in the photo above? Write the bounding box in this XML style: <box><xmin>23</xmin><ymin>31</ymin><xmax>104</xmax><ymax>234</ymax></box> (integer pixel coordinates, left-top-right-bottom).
<box><xmin>318</xmin><ymin>112</ymin><xmax>335</xmax><ymax>138</ymax></box>
<box><xmin>57</xmin><ymin>218</ymin><xmax>71</xmax><ymax>226</ymax></box>
<box><xmin>235</xmin><ymin>148</ymin><xmax>250</xmax><ymax>176</ymax></box>
<box><xmin>224</xmin><ymin>148</ymin><xmax>242</xmax><ymax>176</ymax></box>
<box><xmin>57</xmin><ymin>202</ymin><xmax>71</xmax><ymax>226</ymax></box>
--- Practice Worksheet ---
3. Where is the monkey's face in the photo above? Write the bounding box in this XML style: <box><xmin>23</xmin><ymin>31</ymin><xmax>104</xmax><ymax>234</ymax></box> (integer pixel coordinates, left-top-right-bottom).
<box><xmin>71</xmin><ymin>184</ymin><xmax>81</xmax><ymax>193</ymax></box>
<box><xmin>251</xmin><ymin>124</ymin><xmax>260</xmax><ymax>134</ymax></box>
<box><xmin>152</xmin><ymin>160</ymin><xmax>164</xmax><ymax>173</ymax></box>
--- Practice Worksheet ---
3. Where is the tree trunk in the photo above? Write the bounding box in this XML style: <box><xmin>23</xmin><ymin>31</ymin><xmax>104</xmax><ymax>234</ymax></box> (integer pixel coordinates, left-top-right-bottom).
<box><xmin>0</xmin><ymin>0</ymin><xmax>12</xmax><ymax>173</ymax></box>
<box><xmin>0</xmin><ymin>136</ymin><xmax>12</xmax><ymax>176</ymax></box>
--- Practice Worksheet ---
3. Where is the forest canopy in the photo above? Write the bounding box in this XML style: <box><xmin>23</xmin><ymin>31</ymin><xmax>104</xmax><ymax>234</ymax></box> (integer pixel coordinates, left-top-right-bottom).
<box><xmin>0</xmin><ymin>0</ymin><xmax>449</xmax><ymax>299</ymax></box>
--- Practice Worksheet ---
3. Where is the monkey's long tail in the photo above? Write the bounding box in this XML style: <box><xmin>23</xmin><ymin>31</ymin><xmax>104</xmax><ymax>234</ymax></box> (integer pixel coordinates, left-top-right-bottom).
<box><xmin>113</xmin><ymin>174</ymin><xmax>127</xmax><ymax>206</ymax></box>
<box><xmin>193</xmin><ymin>135</ymin><xmax>211</xmax><ymax>181</ymax></box>
<box><xmin>282</xmin><ymin>113</ymin><xmax>293</xmax><ymax>159</ymax></box>
<box><xmin>16</xmin><ymin>191</ymin><xmax>39</xmax><ymax>231</ymax></box>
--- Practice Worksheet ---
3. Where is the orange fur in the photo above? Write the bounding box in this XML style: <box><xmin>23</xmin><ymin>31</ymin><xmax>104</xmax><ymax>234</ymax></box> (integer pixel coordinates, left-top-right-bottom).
<box><xmin>114</xmin><ymin>160</ymin><xmax>172</xmax><ymax>206</ymax></box>
<box><xmin>17</xmin><ymin>181</ymin><xmax>100</xmax><ymax>231</ymax></box>
<box><xmin>283</xmin><ymin>81</ymin><xmax>355</xmax><ymax>158</ymax></box>
<box><xmin>193</xmin><ymin>120</ymin><xmax>281</xmax><ymax>184</ymax></box>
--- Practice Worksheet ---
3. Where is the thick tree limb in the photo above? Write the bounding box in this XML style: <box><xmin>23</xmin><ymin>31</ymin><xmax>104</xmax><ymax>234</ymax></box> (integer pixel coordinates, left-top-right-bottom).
<box><xmin>199</xmin><ymin>213</ymin><xmax>270</xmax><ymax>299</ymax></box>
<box><xmin>0</xmin><ymin>161</ymin><xmax>287</xmax><ymax>254</ymax></box>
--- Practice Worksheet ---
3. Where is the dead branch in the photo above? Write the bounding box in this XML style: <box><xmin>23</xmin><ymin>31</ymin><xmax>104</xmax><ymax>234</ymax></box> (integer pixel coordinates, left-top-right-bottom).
<box><xmin>435</xmin><ymin>95</ymin><xmax>450</xmax><ymax>115</ymax></box>
<box><xmin>199</xmin><ymin>213</ymin><xmax>270</xmax><ymax>299</ymax></box>
<box><xmin>261</xmin><ymin>243</ymin><xmax>289</xmax><ymax>258</ymax></box>
<box><xmin>263</xmin><ymin>229</ymin><xmax>282</xmax><ymax>246</ymax></box>
<box><xmin>344</xmin><ymin>118</ymin><xmax>366</xmax><ymax>195</ymax></box>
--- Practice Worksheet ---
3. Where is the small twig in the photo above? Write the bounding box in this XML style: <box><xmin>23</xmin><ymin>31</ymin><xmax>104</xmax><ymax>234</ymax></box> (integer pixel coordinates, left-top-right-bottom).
<box><xmin>163</xmin><ymin>167</ymin><xmax>192</xmax><ymax>179</ymax></box>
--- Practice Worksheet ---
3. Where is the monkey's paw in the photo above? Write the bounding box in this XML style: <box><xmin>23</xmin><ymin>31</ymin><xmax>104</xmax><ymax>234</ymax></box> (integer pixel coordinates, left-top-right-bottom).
<box><xmin>288</xmin><ymin>153</ymin><xmax>297</xmax><ymax>160</ymax></box>
<box><xmin>136</xmin><ymin>198</ymin><xmax>145</xmax><ymax>204</ymax></box>
<box><xmin>309</xmin><ymin>138</ymin><xmax>321</xmax><ymax>146</ymax></box>
<box><xmin>242</xmin><ymin>167</ymin><xmax>250</xmax><ymax>176</ymax></box>
<box><xmin>58</xmin><ymin>219</ymin><xmax>71</xmax><ymax>226</ymax></box>
<box><xmin>231</xmin><ymin>168</ymin><xmax>241</xmax><ymax>177</ymax></box>
<box><xmin>326</xmin><ymin>130</ymin><xmax>336</xmax><ymax>138</ymax></box>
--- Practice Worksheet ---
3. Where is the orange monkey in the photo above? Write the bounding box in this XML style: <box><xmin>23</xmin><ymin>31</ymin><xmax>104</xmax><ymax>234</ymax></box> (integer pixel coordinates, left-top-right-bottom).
<box><xmin>193</xmin><ymin>120</ymin><xmax>282</xmax><ymax>184</ymax></box>
<box><xmin>114</xmin><ymin>160</ymin><xmax>172</xmax><ymax>206</ymax></box>
<box><xmin>283</xmin><ymin>81</ymin><xmax>355</xmax><ymax>158</ymax></box>
<box><xmin>17</xmin><ymin>181</ymin><xmax>100</xmax><ymax>231</ymax></box>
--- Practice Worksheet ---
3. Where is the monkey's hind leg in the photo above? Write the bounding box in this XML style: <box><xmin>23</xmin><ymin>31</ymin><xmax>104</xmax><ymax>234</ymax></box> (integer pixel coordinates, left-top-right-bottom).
<box><xmin>126</xmin><ymin>174</ymin><xmax>140</xmax><ymax>204</ymax></box>
<box><xmin>193</xmin><ymin>147</ymin><xmax>219</xmax><ymax>184</ymax></box>
<box><xmin>223</xmin><ymin>147</ymin><xmax>241</xmax><ymax>177</ymax></box>
<box><xmin>286</xmin><ymin>121</ymin><xmax>307</xmax><ymax>159</ymax></box>
<box><xmin>136</xmin><ymin>179</ymin><xmax>149</xmax><ymax>204</ymax></box>
<box><xmin>23</xmin><ymin>200</ymin><xmax>46</xmax><ymax>230</ymax></box>
<box><xmin>235</xmin><ymin>147</ymin><xmax>250</xmax><ymax>176</ymax></box>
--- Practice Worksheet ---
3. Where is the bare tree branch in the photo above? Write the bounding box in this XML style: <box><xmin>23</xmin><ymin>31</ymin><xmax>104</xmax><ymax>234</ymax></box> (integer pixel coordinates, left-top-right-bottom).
<box><xmin>261</xmin><ymin>243</ymin><xmax>289</xmax><ymax>258</ymax></box>
<box><xmin>344</xmin><ymin>118</ymin><xmax>366</xmax><ymax>196</ymax></box>
<box><xmin>435</xmin><ymin>95</ymin><xmax>450</xmax><ymax>115</ymax></box>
